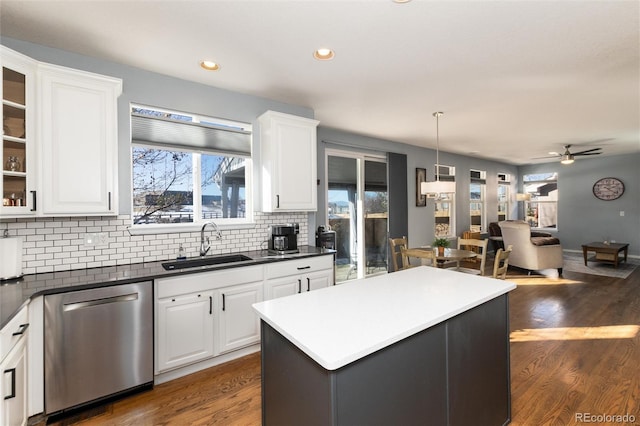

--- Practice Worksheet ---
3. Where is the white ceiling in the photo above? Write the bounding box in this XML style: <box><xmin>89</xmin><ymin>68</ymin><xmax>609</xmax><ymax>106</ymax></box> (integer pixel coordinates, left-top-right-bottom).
<box><xmin>1</xmin><ymin>0</ymin><xmax>639</xmax><ymax>165</ymax></box>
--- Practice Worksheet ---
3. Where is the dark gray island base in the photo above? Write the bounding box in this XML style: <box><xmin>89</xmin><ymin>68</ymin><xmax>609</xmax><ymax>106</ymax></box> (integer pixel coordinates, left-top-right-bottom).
<box><xmin>261</xmin><ymin>294</ymin><xmax>511</xmax><ymax>426</ymax></box>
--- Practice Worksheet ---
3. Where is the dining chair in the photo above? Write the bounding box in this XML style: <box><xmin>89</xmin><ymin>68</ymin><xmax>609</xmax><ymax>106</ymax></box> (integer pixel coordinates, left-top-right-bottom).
<box><xmin>389</xmin><ymin>236</ymin><xmax>409</xmax><ymax>272</ymax></box>
<box><xmin>401</xmin><ymin>247</ymin><xmax>436</xmax><ymax>268</ymax></box>
<box><xmin>455</xmin><ymin>238</ymin><xmax>488</xmax><ymax>275</ymax></box>
<box><xmin>492</xmin><ymin>245</ymin><xmax>513</xmax><ymax>279</ymax></box>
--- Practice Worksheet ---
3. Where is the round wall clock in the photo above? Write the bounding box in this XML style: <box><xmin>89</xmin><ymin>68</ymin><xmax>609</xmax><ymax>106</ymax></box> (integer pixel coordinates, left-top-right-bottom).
<box><xmin>592</xmin><ymin>177</ymin><xmax>625</xmax><ymax>201</ymax></box>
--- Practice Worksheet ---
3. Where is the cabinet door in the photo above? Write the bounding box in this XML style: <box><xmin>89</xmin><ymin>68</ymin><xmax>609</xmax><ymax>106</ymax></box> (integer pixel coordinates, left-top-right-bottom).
<box><xmin>155</xmin><ymin>291</ymin><xmax>214</xmax><ymax>373</ymax></box>
<box><xmin>258</xmin><ymin>111</ymin><xmax>319</xmax><ymax>212</ymax></box>
<box><xmin>1</xmin><ymin>337</ymin><xmax>27</xmax><ymax>426</ymax></box>
<box><xmin>218</xmin><ymin>282</ymin><xmax>263</xmax><ymax>354</ymax></box>
<box><xmin>39</xmin><ymin>64</ymin><xmax>122</xmax><ymax>215</ymax></box>
<box><xmin>265</xmin><ymin>276</ymin><xmax>301</xmax><ymax>300</ymax></box>
<box><xmin>305</xmin><ymin>269</ymin><xmax>333</xmax><ymax>291</ymax></box>
<box><xmin>1</xmin><ymin>46</ymin><xmax>37</xmax><ymax>217</ymax></box>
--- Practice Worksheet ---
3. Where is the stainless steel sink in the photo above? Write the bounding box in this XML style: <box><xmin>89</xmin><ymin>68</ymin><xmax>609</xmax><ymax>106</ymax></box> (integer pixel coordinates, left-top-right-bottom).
<box><xmin>162</xmin><ymin>254</ymin><xmax>253</xmax><ymax>270</ymax></box>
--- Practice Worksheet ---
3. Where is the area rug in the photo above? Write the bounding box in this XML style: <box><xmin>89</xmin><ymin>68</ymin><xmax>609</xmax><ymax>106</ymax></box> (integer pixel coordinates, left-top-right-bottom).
<box><xmin>562</xmin><ymin>252</ymin><xmax>639</xmax><ymax>279</ymax></box>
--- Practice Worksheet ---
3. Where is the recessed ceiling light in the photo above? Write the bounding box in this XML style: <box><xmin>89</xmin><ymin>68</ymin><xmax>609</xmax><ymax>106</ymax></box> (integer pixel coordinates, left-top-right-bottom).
<box><xmin>393</xmin><ymin>0</ymin><xmax>412</xmax><ymax>3</ymax></box>
<box><xmin>200</xmin><ymin>60</ymin><xmax>220</xmax><ymax>71</ymax></box>
<box><xmin>313</xmin><ymin>48</ymin><xmax>335</xmax><ymax>61</ymax></box>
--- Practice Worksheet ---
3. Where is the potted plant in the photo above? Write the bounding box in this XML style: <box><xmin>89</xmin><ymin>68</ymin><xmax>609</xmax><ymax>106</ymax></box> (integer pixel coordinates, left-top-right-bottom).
<box><xmin>433</xmin><ymin>237</ymin><xmax>450</xmax><ymax>256</ymax></box>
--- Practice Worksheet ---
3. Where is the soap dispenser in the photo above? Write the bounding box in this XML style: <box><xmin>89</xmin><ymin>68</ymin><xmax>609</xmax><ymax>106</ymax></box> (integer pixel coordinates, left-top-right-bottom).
<box><xmin>177</xmin><ymin>244</ymin><xmax>186</xmax><ymax>260</ymax></box>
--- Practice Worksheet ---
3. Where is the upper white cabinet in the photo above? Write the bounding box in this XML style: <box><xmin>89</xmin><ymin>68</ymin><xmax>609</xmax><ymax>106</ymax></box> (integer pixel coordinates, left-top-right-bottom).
<box><xmin>39</xmin><ymin>63</ymin><xmax>122</xmax><ymax>215</ymax></box>
<box><xmin>1</xmin><ymin>46</ymin><xmax>37</xmax><ymax>217</ymax></box>
<box><xmin>1</xmin><ymin>46</ymin><xmax>122</xmax><ymax>218</ymax></box>
<box><xmin>258</xmin><ymin>110</ymin><xmax>319</xmax><ymax>212</ymax></box>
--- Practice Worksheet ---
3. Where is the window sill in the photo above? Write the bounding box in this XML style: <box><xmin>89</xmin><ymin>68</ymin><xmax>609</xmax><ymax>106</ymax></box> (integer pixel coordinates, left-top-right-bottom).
<box><xmin>127</xmin><ymin>220</ymin><xmax>256</xmax><ymax>236</ymax></box>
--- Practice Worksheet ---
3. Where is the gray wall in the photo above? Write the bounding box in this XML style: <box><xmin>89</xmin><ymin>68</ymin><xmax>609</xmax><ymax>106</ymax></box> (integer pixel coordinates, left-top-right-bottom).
<box><xmin>519</xmin><ymin>153</ymin><xmax>640</xmax><ymax>256</ymax></box>
<box><xmin>317</xmin><ymin>127</ymin><xmax>520</xmax><ymax>248</ymax></box>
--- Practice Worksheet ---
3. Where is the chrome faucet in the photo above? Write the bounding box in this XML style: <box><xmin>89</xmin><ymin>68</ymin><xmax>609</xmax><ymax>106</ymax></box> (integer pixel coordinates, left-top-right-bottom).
<box><xmin>200</xmin><ymin>221</ymin><xmax>222</xmax><ymax>256</ymax></box>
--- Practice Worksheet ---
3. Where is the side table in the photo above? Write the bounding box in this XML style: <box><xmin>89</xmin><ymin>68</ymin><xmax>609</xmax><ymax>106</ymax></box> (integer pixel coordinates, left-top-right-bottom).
<box><xmin>581</xmin><ymin>242</ymin><xmax>629</xmax><ymax>269</ymax></box>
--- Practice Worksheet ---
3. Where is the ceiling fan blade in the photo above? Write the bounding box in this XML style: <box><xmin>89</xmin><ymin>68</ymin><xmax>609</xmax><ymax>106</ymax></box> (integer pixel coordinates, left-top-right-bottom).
<box><xmin>575</xmin><ymin>152</ymin><xmax>601</xmax><ymax>156</ymax></box>
<box><xmin>572</xmin><ymin>147</ymin><xmax>602</xmax><ymax>155</ymax></box>
<box><xmin>531</xmin><ymin>155</ymin><xmax>559</xmax><ymax>160</ymax></box>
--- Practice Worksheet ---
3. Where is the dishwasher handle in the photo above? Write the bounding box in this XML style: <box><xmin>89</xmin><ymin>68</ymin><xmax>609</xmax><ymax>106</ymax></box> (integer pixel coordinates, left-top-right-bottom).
<box><xmin>63</xmin><ymin>293</ymin><xmax>139</xmax><ymax>312</ymax></box>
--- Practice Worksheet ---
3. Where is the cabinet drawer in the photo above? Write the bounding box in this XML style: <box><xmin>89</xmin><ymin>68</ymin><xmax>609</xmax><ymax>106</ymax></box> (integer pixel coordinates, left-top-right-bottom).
<box><xmin>266</xmin><ymin>255</ymin><xmax>333</xmax><ymax>279</ymax></box>
<box><xmin>0</xmin><ymin>305</ymin><xmax>29</xmax><ymax>362</ymax></box>
<box><xmin>156</xmin><ymin>265</ymin><xmax>264</xmax><ymax>299</ymax></box>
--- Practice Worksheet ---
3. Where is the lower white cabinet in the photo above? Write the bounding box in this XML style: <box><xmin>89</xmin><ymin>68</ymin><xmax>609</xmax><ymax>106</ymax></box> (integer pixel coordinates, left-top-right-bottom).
<box><xmin>217</xmin><ymin>282</ymin><xmax>263</xmax><ymax>355</ymax></box>
<box><xmin>156</xmin><ymin>290</ymin><xmax>215</xmax><ymax>374</ymax></box>
<box><xmin>154</xmin><ymin>257</ymin><xmax>333</xmax><ymax>377</ymax></box>
<box><xmin>265</xmin><ymin>255</ymin><xmax>334</xmax><ymax>300</ymax></box>
<box><xmin>1</xmin><ymin>339</ymin><xmax>27</xmax><ymax>426</ymax></box>
<box><xmin>154</xmin><ymin>265</ymin><xmax>264</xmax><ymax>374</ymax></box>
<box><xmin>1</xmin><ymin>306</ymin><xmax>29</xmax><ymax>426</ymax></box>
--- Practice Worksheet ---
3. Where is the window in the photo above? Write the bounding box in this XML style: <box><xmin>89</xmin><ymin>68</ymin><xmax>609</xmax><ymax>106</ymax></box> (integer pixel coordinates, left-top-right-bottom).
<box><xmin>470</xmin><ymin>169</ymin><xmax>486</xmax><ymax>232</ymax></box>
<box><xmin>434</xmin><ymin>164</ymin><xmax>455</xmax><ymax>238</ymax></box>
<box><xmin>523</xmin><ymin>172</ymin><xmax>558</xmax><ymax>229</ymax></box>
<box><xmin>130</xmin><ymin>105</ymin><xmax>252</xmax><ymax>231</ymax></box>
<box><xmin>498</xmin><ymin>173</ymin><xmax>510</xmax><ymax>221</ymax></box>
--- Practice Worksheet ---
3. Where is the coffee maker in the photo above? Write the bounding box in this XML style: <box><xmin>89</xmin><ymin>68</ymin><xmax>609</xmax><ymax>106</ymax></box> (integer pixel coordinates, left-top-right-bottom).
<box><xmin>268</xmin><ymin>223</ymin><xmax>299</xmax><ymax>254</ymax></box>
<box><xmin>315</xmin><ymin>226</ymin><xmax>336</xmax><ymax>250</ymax></box>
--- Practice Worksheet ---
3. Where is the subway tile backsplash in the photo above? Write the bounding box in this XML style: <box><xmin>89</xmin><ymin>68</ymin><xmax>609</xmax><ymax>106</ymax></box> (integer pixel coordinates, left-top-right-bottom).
<box><xmin>2</xmin><ymin>212</ymin><xmax>309</xmax><ymax>275</ymax></box>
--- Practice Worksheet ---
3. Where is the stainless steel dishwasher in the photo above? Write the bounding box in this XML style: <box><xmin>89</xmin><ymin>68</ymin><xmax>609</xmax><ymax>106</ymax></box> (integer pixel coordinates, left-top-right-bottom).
<box><xmin>44</xmin><ymin>281</ymin><xmax>153</xmax><ymax>415</ymax></box>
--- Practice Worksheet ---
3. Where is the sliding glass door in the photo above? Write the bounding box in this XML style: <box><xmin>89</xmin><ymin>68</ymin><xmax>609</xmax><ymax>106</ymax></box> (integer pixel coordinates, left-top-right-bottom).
<box><xmin>327</xmin><ymin>151</ymin><xmax>388</xmax><ymax>282</ymax></box>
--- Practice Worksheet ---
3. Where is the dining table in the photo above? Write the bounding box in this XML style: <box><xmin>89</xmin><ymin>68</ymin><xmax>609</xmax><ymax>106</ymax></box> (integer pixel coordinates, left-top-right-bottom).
<box><xmin>402</xmin><ymin>247</ymin><xmax>477</xmax><ymax>269</ymax></box>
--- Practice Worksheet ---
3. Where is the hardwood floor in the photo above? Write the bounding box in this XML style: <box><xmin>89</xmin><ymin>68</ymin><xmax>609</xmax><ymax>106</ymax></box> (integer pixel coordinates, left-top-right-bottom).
<box><xmin>47</xmin><ymin>262</ymin><xmax>640</xmax><ymax>425</ymax></box>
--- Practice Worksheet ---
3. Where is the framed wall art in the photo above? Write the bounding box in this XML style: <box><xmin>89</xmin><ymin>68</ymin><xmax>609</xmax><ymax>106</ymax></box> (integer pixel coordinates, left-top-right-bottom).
<box><xmin>416</xmin><ymin>167</ymin><xmax>426</xmax><ymax>207</ymax></box>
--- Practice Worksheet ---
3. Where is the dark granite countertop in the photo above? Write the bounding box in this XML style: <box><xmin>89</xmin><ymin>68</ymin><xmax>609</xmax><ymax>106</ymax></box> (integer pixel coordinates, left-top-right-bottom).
<box><xmin>0</xmin><ymin>246</ymin><xmax>335</xmax><ymax>329</ymax></box>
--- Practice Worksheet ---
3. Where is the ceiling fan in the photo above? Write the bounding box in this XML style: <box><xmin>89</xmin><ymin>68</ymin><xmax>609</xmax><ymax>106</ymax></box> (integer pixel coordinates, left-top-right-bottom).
<box><xmin>546</xmin><ymin>144</ymin><xmax>603</xmax><ymax>164</ymax></box>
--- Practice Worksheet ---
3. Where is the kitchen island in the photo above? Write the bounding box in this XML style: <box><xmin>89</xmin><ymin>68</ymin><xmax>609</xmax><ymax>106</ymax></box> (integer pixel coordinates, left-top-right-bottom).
<box><xmin>253</xmin><ymin>266</ymin><xmax>516</xmax><ymax>426</ymax></box>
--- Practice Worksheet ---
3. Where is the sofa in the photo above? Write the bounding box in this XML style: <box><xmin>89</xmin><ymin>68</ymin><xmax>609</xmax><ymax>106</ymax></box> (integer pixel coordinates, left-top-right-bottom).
<box><xmin>498</xmin><ymin>221</ymin><xmax>563</xmax><ymax>275</ymax></box>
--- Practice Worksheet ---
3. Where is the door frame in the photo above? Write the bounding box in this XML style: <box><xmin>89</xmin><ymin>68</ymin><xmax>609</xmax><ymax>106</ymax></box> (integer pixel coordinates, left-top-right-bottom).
<box><xmin>325</xmin><ymin>149</ymin><xmax>387</xmax><ymax>281</ymax></box>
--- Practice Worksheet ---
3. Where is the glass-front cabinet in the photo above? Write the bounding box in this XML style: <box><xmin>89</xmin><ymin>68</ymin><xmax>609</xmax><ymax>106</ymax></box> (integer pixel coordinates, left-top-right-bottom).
<box><xmin>1</xmin><ymin>47</ymin><xmax>36</xmax><ymax>216</ymax></box>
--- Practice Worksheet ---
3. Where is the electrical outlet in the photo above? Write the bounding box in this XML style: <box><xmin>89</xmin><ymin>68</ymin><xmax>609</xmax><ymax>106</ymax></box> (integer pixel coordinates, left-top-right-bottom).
<box><xmin>84</xmin><ymin>232</ymin><xmax>109</xmax><ymax>247</ymax></box>
<box><xmin>620</xmin><ymin>211</ymin><xmax>625</xmax><ymax>217</ymax></box>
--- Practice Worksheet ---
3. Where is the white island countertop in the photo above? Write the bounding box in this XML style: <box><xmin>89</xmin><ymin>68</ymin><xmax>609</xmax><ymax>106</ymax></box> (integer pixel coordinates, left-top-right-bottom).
<box><xmin>253</xmin><ymin>266</ymin><xmax>516</xmax><ymax>370</ymax></box>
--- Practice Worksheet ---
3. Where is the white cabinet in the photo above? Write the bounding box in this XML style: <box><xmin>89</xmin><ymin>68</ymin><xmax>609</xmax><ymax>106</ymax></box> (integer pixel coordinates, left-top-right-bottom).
<box><xmin>265</xmin><ymin>255</ymin><xmax>334</xmax><ymax>300</ymax></box>
<box><xmin>1</xmin><ymin>46</ymin><xmax>121</xmax><ymax>218</ymax></box>
<box><xmin>38</xmin><ymin>63</ymin><xmax>122</xmax><ymax>215</ymax></box>
<box><xmin>0</xmin><ymin>305</ymin><xmax>29</xmax><ymax>426</ymax></box>
<box><xmin>1</xmin><ymin>46</ymin><xmax>37</xmax><ymax>217</ymax></box>
<box><xmin>155</xmin><ymin>290</ymin><xmax>215</xmax><ymax>374</ymax></box>
<box><xmin>217</xmin><ymin>281</ymin><xmax>263</xmax><ymax>354</ymax></box>
<box><xmin>258</xmin><ymin>110</ymin><xmax>319</xmax><ymax>212</ymax></box>
<box><xmin>154</xmin><ymin>265</ymin><xmax>264</xmax><ymax>374</ymax></box>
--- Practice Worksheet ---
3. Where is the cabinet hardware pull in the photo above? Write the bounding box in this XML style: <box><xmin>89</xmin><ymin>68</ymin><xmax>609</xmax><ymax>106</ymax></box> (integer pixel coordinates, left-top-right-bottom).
<box><xmin>276</xmin><ymin>195</ymin><xmax>280</xmax><ymax>208</ymax></box>
<box><xmin>108</xmin><ymin>192</ymin><xmax>111</xmax><ymax>210</ymax></box>
<box><xmin>297</xmin><ymin>266</ymin><xmax>311</xmax><ymax>270</ymax></box>
<box><xmin>222</xmin><ymin>294</ymin><xmax>226</xmax><ymax>311</ymax></box>
<box><xmin>30</xmin><ymin>190</ymin><xmax>37</xmax><ymax>211</ymax></box>
<box><xmin>12</xmin><ymin>323</ymin><xmax>29</xmax><ymax>337</ymax></box>
<box><xmin>307</xmin><ymin>278</ymin><xmax>310</xmax><ymax>292</ymax></box>
<box><xmin>297</xmin><ymin>279</ymin><xmax>302</xmax><ymax>294</ymax></box>
<box><xmin>3</xmin><ymin>368</ymin><xmax>16</xmax><ymax>400</ymax></box>
<box><xmin>209</xmin><ymin>296</ymin><xmax>213</xmax><ymax>315</ymax></box>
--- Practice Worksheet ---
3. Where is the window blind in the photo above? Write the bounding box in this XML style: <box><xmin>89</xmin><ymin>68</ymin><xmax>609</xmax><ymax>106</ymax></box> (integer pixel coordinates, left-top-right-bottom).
<box><xmin>131</xmin><ymin>113</ymin><xmax>251</xmax><ymax>157</ymax></box>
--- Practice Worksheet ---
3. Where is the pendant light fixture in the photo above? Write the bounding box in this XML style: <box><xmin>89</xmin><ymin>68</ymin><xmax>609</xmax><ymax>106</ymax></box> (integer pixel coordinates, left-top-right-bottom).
<box><xmin>421</xmin><ymin>111</ymin><xmax>456</xmax><ymax>196</ymax></box>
